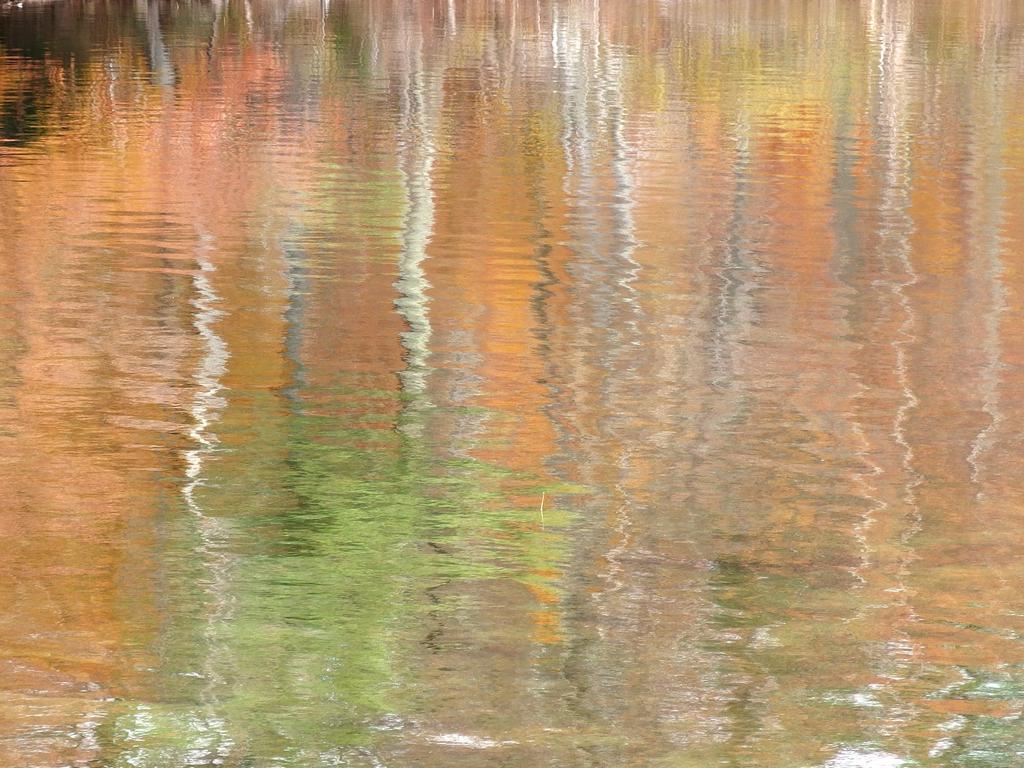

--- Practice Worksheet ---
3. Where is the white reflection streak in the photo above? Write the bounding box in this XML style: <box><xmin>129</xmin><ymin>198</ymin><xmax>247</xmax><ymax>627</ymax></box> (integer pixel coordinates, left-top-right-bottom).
<box><xmin>849</xmin><ymin>415</ymin><xmax>887</xmax><ymax>587</ymax></box>
<box><xmin>709</xmin><ymin>115</ymin><xmax>754</xmax><ymax>390</ymax></box>
<box><xmin>966</xmin><ymin>241</ymin><xmax>1005</xmax><ymax>495</ymax></box>
<box><xmin>182</xmin><ymin>230</ymin><xmax>235</xmax><ymax>762</ymax></box>
<box><xmin>184</xmin><ymin>233</ymin><xmax>229</xmax><ymax>516</ymax></box>
<box><xmin>556</xmin><ymin>0</ymin><xmax>642</xmax><ymax>609</ymax></box>
<box><xmin>394</xmin><ymin>30</ymin><xmax>439</xmax><ymax>403</ymax></box>
<box><xmin>598</xmin><ymin>5</ymin><xmax>643</xmax><ymax>606</ymax></box>
<box><xmin>599</xmin><ymin>12</ymin><xmax>643</xmax><ymax>336</ymax></box>
<box><xmin>966</xmin><ymin>36</ymin><xmax>1008</xmax><ymax>496</ymax></box>
<box><xmin>877</xmin><ymin>1</ymin><xmax>921</xmax><ymax>522</ymax></box>
<box><xmin>553</xmin><ymin>3</ymin><xmax>585</xmax><ymax>173</ymax></box>
<box><xmin>135</xmin><ymin>0</ymin><xmax>175</xmax><ymax>88</ymax></box>
<box><xmin>447</xmin><ymin>0</ymin><xmax>457</xmax><ymax>35</ymax></box>
<box><xmin>846</xmin><ymin>0</ymin><xmax>920</xmax><ymax>749</ymax></box>
<box><xmin>845</xmin><ymin>0</ymin><xmax>895</xmax><ymax>591</ymax></box>
<box><xmin>847</xmin><ymin>0</ymin><xmax>905</xmax><ymax>594</ymax></box>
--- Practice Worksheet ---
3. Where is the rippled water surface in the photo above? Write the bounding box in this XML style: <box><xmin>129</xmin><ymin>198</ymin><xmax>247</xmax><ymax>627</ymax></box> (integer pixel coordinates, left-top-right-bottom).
<box><xmin>2</xmin><ymin>1</ymin><xmax>1024</xmax><ymax>765</ymax></box>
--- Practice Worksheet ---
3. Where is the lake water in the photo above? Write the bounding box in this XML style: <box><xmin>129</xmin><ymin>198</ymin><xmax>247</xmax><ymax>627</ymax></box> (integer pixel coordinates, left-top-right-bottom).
<box><xmin>2</xmin><ymin>1</ymin><xmax>1024</xmax><ymax>766</ymax></box>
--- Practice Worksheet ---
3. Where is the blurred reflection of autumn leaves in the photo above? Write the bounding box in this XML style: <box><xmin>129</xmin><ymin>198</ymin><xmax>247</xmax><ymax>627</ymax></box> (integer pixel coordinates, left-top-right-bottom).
<box><xmin>1</xmin><ymin>0</ymin><xmax>1024</xmax><ymax>765</ymax></box>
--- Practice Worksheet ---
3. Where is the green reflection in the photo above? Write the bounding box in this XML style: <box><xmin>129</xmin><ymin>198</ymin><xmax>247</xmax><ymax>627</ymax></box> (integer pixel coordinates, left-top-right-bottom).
<box><xmin>93</xmin><ymin>394</ymin><xmax>568</xmax><ymax>765</ymax></box>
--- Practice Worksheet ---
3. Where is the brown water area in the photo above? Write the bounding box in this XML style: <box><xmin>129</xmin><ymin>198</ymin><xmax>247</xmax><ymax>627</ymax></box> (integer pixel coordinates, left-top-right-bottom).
<box><xmin>1</xmin><ymin>0</ymin><xmax>1024</xmax><ymax>765</ymax></box>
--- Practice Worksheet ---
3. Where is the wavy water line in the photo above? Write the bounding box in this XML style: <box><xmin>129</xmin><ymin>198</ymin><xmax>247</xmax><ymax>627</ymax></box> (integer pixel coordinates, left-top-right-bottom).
<box><xmin>834</xmin><ymin>2</ymin><xmax>923</xmax><ymax>756</ymax></box>
<box><xmin>394</xmin><ymin>34</ymin><xmax>439</xmax><ymax>405</ymax></box>
<box><xmin>965</xmin><ymin>71</ymin><xmax>1008</xmax><ymax>498</ymax></box>
<box><xmin>180</xmin><ymin>229</ymin><xmax>235</xmax><ymax>762</ymax></box>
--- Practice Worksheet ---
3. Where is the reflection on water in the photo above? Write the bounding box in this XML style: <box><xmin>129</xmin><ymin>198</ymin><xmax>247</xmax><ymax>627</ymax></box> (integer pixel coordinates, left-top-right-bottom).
<box><xmin>2</xmin><ymin>0</ymin><xmax>1024</xmax><ymax>765</ymax></box>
